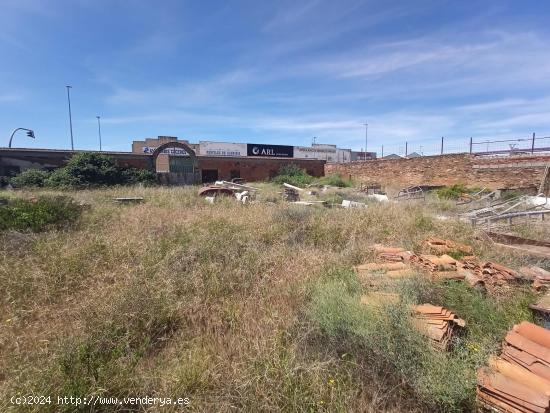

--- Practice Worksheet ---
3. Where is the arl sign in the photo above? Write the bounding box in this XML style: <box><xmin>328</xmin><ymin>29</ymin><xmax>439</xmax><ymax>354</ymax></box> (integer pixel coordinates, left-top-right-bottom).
<box><xmin>247</xmin><ymin>143</ymin><xmax>294</xmax><ymax>158</ymax></box>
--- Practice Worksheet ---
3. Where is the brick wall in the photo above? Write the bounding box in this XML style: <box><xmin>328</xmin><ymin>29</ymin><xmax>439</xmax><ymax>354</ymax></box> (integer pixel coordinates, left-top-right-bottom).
<box><xmin>198</xmin><ymin>157</ymin><xmax>325</xmax><ymax>182</ymax></box>
<box><xmin>325</xmin><ymin>153</ymin><xmax>550</xmax><ymax>190</ymax></box>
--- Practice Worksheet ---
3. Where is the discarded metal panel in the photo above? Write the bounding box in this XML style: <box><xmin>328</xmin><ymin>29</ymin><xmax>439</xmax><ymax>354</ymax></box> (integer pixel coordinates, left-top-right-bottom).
<box><xmin>198</xmin><ymin>185</ymin><xmax>235</xmax><ymax>197</ymax></box>
<box><xmin>395</xmin><ymin>186</ymin><xmax>425</xmax><ymax>201</ymax></box>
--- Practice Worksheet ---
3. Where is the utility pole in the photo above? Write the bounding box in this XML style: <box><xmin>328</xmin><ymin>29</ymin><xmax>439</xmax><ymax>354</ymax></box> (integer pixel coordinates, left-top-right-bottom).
<box><xmin>312</xmin><ymin>136</ymin><xmax>317</xmax><ymax>159</ymax></box>
<box><xmin>96</xmin><ymin>116</ymin><xmax>102</xmax><ymax>151</ymax></box>
<box><xmin>364</xmin><ymin>121</ymin><xmax>368</xmax><ymax>160</ymax></box>
<box><xmin>66</xmin><ymin>85</ymin><xmax>74</xmax><ymax>150</ymax></box>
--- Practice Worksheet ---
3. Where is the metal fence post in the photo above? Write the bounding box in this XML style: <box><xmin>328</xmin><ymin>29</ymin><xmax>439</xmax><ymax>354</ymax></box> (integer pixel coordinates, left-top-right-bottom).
<box><xmin>532</xmin><ymin>132</ymin><xmax>536</xmax><ymax>154</ymax></box>
<box><xmin>381</xmin><ymin>145</ymin><xmax>384</xmax><ymax>158</ymax></box>
<box><xmin>405</xmin><ymin>141</ymin><xmax>408</xmax><ymax>157</ymax></box>
<box><xmin>469</xmin><ymin>137</ymin><xmax>473</xmax><ymax>154</ymax></box>
<box><xmin>441</xmin><ymin>136</ymin><xmax>444</xmax><ymax>155</ymax></box>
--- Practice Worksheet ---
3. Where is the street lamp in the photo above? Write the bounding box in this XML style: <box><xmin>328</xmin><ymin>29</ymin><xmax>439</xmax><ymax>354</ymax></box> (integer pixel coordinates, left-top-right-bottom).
<box><xmin>66</xmin><ymin>85</ymin><xmax>74</xmax><ymax>150</ymax></box>
<box><xmin>8</xmin><ymin>128</ymin><xmax>35</xmax><ymax>148</ymax></box>
<box><xmin>96</xmin><ymin>116</ymin><xmax>102</xmax><ymax>151</ymax></box>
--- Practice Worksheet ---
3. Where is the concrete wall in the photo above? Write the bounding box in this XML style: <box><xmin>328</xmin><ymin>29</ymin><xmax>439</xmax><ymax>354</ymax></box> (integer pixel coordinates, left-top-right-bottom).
<box><xmin>325</xmin><ymin>153</ymin><xmax>550</xmax><ymax>190</ymax></box>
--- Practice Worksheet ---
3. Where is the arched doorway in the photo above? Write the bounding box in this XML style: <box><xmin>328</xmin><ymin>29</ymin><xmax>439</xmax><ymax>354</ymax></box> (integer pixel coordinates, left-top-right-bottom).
<box><xmin>150</xmin><ymin>141</ymin><xmax>199</xmax><ymax>185</ymax></box>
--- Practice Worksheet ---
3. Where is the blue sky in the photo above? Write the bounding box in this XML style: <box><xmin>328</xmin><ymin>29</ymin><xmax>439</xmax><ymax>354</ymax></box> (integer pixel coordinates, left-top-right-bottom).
<box><xmin>1</xmin><ymin>0</ymin><xmax>550</xmax><ymax>154</ymax></box>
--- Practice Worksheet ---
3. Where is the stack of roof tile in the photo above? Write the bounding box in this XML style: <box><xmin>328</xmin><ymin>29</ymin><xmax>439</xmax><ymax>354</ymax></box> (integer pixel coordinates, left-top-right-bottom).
<box><xmin>410</xmin><ymin>254</ymin><xmax>465</xmax><ymax>280</ymax></box>
<box><xmin>411</xmin><ymin>304</ymin><xmax>466</xmax><ymax>350</ymax></box>
<box><xmin>355</xmin><ymin>262</ymin><xmax>414</xmax><ymax>279</ymax></box>
<box><xmin>372</xmin><ymin>245</ymin><xmax>416</xmax><ymax>263</ymax></box>
<box><xmin>423</xmin><ymin>237</ymin><xmax>473</xmax><ymax>255</ymax></box>
<box><xmin>457</xmin><ymin>257</ymin><xmax>486</xmax><ymax>289</ymax></box>
<box><xmin>456</xmin><ymin>259</ymin><xmax>524</xmax><ymax>296</ymax></box>
<box><xmin>477</xmin><ymin>322</ymin><xmax>550</xmax><ymax>412</ymax></box>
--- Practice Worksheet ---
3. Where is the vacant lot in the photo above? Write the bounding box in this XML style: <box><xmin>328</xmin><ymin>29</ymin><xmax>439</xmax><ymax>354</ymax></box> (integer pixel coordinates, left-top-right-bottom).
<box><xmin>0</xmin><ymin>185</ymin><xmax>546</xmax><ymax>412</ymax></box>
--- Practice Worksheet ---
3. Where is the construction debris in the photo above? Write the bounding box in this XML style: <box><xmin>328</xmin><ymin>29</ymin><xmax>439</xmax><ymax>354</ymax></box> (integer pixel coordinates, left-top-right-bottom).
<box><xmin>282</xmin><ymin>183</ymin><xmax>302</xmax><ymax>202</ymax></box>
<box><xmin>530</xmin><ymin>293</ymin><xmax>550</xmax><ymax>328</ymax></box>
<box><xmin>477</xmin><ymin>321</ymin><xmax>550</xmax><ymax>412</ymax></box>
<box><xmin>198</xmin><ymin>185</ymin><xmax>235</xmax><ymax>197</ymax></box>
<box><xmin>462</xmin><ymin>193</ymin><xmax>550</xmax><ymax>227</ymax></box>
<box><xmin>520</xmin><ymin>267</ymin><xmax>550</xmax><ymax>290</ymax></box>
<box><xmin>199</xmin><ymin>181</ymin><xmax>258</xmax><ymax>203</ymax></box>
<box><xmin>423</xmin><ymin>237</ymin><xmax>473</xmax><ymax>255</ymax></box>
<box><xmin>395</xmin><ymin>186</ymin><xmax>425</xmax><ymax>201</ymax></box>
<box><xmin>456</xmin><ymin>187</ymin><xmax>489</xmax><ymax>205</ymax></box>
<box><xmin>341</xmin><ymin>199</ymin><xmax>367</xmax><ymax>209</ymax></box>
<box><xmin>113</xmin><ymin>197</ymin><xmax>144</xmax><ymax>204</ymax></box>
<box><xmin>359</xmin><ymin>182</ymin><xmax>384</xmax><ymax>195</ymax></box>
<box><xmin>411</xmin><ymin>304</ymin><xmax>465</xmax><ymax>350</ymax></box>
<box><xmin>369</xmin><ymin>193</ymin><xmax>390</xmax><ymax>202</ymax></box>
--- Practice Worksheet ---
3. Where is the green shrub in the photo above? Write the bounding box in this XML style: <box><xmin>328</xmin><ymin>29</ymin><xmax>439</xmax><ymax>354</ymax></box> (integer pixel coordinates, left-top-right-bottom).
<box><xmin>8</xmin><ymin>152</ymin><xmax>158</xmax><ymax>188</ymax></box>
<box><xmin>1</xmin><ymin>175</ymin><xmax>12</xmax><ymax>187</ymax></box>
<box><xmin>271</xmin><ymin>164</ymin><xmax>313</xmax><ymax>187</ymax></box>
<box><xmin>0</xmin><ymin>196</ymin><xmax>82</xmax><ymax>232</ymax></box>
<box><xmin>121</xmin><ymin>167</ymin><xmax>157</xmax><ymax>185</ymax></box>
<box><xmin>50</xmin><ymin>152</ymin><xmax>122</xmax><ymax>187</ymax></box>
<box><xmin>435</xmin><ymin>184</ymin><xmax>469</xmax><ymax>200</ymax></box>
<box><xmin>45</xmin><ymin>168</ymin><xmax>81</xmax><ymax>188</ymax></box>
<box><xmin>10</xmin><ymin>169</ymin><xmax>50</xmax><ymax>188</ymax></box>
<box><xmin>315</xmin><ymin>174</ymin><xmax>353</xmax><ymax>188</ymax></box>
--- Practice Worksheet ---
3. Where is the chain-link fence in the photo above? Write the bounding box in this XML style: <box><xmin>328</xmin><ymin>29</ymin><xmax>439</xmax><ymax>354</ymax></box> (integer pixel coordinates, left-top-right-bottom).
<box><xmin>367</xmin><ymin>133</ymin><xmax>550</xmax><ymax>159</ymax></box>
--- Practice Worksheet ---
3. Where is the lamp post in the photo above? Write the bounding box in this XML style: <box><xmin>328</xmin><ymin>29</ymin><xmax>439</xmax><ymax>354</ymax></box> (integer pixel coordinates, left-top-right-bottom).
<box><xmin>66</xmin><ymin>85</ymin><xmax>74</xmax><ymax>150</ymax></box>
<box><xmin>96</xmin><ymin>116</ymin><xmax>102</xmax><ymax>151</ymax></box>
<box><xmin>8</xmin><ymin>128</ymin><xmax>35</xmax><ymax>148</ymax></box>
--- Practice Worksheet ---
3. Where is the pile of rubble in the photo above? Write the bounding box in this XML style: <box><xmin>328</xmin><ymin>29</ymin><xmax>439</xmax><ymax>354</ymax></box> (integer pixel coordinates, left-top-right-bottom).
<box><xmin>411</xmin><ymin>304</ymin><xmax>466</xmax><ymax>350</ymax></box>
<box><xmin>477</xmin><ymin>321</ymin><xmax>550</xmax><ymax>412</ymax></box>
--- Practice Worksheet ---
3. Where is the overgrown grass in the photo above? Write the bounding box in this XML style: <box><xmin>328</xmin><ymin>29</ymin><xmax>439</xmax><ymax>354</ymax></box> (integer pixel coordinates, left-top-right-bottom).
<box><xmin>314</xmin><ymin>174</ymin><xmax>354</xmax><ymax>188</ymax></box>
<box><xmin>0</xmin><ymin>184</ymin><xmax>543</xmax><ymax>412</ymax></box>
<box><xmin>0</xmin><ymin>195</ymin><xmax>82</xmax><ymax>232</ymax></box>
<box><xmin>308</xmin><ymin>269</ymin><xmax>536</xmax><ymax>412</ymax></box>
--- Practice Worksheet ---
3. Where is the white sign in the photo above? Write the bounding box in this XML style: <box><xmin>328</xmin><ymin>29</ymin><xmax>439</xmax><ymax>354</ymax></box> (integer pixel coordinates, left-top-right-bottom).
<box><xmin>142</xmin><ymin>146</ymin><xmax>189</xmax><ymax>156</ymax></box>
<box><xmin>294</xmin><ymin>145</ymin><xmax>337</xmax><ymax>161</ymax></box>
<box><xmin>199</xmin><ymin>141</ymin><xmax>247</xmax><ymax>157</ymax></box>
